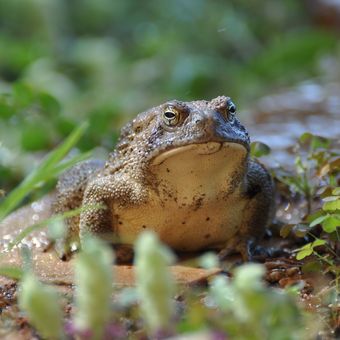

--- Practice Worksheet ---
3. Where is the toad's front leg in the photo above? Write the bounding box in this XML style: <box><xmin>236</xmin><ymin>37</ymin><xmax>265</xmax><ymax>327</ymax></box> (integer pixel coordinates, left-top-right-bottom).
<box><xmin>80</xmin><ymin>175</ymin><xmax>144</xmax><ymax>262</ymax></box>
<box><xmin>219</xmin><ymin>160</ymin><xmax>275</xmax><ymax>261</ymax></box>
<box><xmin>79</xmin><ymin>177</ymin><xmax>114</xmax><ymax>242</ymax></box>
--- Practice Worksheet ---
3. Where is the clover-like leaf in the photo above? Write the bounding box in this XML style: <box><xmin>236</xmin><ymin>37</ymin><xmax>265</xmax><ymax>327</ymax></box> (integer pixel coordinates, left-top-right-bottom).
<box><xmin>322</xmin><ymin>215</ymin><xmax>340</xmax><ymax>233</ymax></box>
<box><xmin>323</xmin><ymin>199</ymin><xmax>340</xmax><ymax>211</ymax></box>
<box><xmin>250</xmin><ymin>141</ymin><xmax>271</xmax><ymax>158</ymax></box>
<box><xmin>296</xmin><ymin>244</ymin><xmax>313</xmax><ymax>260</ymax></box>
<box><xmin>296</xmin><ymin>239</ymin><xmax>326</xmax><ymax>260</ymax></box>
<box><xmin>309</xmin><ymin>214</ymin><xmax>328</xmax><ymax>228</ymax></box>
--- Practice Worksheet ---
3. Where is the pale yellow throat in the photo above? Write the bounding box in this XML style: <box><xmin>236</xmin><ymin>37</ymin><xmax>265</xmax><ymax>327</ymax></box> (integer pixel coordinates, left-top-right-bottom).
<box><xmin>151</xmin><ymin>142</ymin><xmax>247</xmax><ymax>201</ymax></box>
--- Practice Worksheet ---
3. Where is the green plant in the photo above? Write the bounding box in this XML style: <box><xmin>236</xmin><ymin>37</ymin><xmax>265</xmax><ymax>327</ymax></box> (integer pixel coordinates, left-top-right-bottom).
<box><xmin>18</xmin><ymin>248</ymin><xmax>65</xmax><ymax>339</ymax></box>
<box><xmin>275</xmin><ymin>133</ymin><xmax>339</xmax><ymax>291</ymax></box>
<box><xmin>250</xmin><ymin>141</ymin><xmax>271</xmax><ymax>158</ymax></box>
<box><xmin>209</xmin><ymin>264</ymin><xmax>312</xmax><ymax>340</ymax></box>
<box><xmin>296</xmin><ymin>187</ymin><xmax>340</xmax><ymax>282</ymax></box>
<box><xmin>0</xmin><ymin>122</ymin><xmax>90</xmax><ymax>221</ymax></box>
<box><xmin>73</xmin><ymin>236</ymin><xmax>115</xmax><ymax>339</ymax></box>
<box><xmin>19</xmin><ymin>271</ymin><xmax>64</xmax><ymax>340</ymax></box>
<box><xmin>134</xmin><ymin>231</ymin><xmax>176</xmax><ymax>336</ymax></box>
<box><xmin>16</xmin><ymin>236</ymin><xmax>116</xmax><ymax>340</ymax></box>
<box><xmin>1</xmin><ymin>230</ymin><xmax>317</xmax><ymax>339</ymax></box>
<box><xmin>275</xmin><ymin>133</ymin><xmax>338</xmax><ymax>214</ymax></box>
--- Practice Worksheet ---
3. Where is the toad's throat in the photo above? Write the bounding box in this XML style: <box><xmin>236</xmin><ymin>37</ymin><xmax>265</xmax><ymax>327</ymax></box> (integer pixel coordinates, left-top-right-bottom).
<box><xmin>150</xmin><ymin>142</ymin><xmax>247</xmax><ymax>199</ymax></box>
<box><xmin>151</xmin><ymin>142</ymin><xmax>246</xmax><ymax>166</ymax></box>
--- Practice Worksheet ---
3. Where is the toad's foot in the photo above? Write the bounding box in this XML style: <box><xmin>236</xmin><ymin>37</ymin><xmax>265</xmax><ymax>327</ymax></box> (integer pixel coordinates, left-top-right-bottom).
<box><xmin>54</xmin><ymin>238</ymin><xmax>80</xmax><ymax>261</ymax></box>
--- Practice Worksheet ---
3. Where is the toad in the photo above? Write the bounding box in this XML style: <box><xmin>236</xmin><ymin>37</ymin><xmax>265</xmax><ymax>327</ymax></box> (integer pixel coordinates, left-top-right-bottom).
<box><xmin>54</xmin><ymin>96</ymin><xmax>275</xmax><ymax>261</ymax></box>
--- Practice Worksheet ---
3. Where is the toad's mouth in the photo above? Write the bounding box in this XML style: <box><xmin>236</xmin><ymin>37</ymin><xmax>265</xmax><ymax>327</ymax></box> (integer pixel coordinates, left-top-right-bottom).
<box><xmin>151</xmin><ymin>142</ymin><xmax>246</xmax><ymax>166</ymax></box>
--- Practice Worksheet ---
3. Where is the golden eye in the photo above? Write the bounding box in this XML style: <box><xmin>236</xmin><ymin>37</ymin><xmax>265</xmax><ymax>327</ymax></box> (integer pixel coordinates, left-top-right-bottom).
<box><xmin>163</xmin><ymin>107</ymin><xmax>180</xmax><ymax>126</ymax></box>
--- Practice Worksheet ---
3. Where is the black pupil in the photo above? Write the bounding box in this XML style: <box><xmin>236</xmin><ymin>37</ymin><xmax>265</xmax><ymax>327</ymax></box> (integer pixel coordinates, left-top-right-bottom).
<box><xmin>164</xmin><ymin>111</ymin><xmax>176</xmax><ymax>119</ymax></box>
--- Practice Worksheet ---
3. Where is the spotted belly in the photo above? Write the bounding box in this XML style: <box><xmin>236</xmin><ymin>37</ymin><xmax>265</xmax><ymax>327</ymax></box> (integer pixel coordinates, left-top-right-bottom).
<box><xmin>112</xmin><ymin>194</ymin><xmax>247</xmax><ymax>252</ymax></box>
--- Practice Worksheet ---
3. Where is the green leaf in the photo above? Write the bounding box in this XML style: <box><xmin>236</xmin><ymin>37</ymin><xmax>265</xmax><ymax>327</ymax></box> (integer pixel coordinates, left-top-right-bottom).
<box><xmin>311</xmin><ymin>239</ymin><xmax>327</xmax><ymax>248</ymax></box>
<box><xmin>38</xmin><ymin>93</ymin><xmax>61</xmax><ymax>116</ymax></box>
<box><xmin>299</xmin><ymin>133</ymin><xmax>330</xmax><ymax>150</ymax></box>
<box><xmin>32</xmin><ymin>121</ymin><xmax>89</xmax><ymax>178</ymax></box>
<box><xmin>296</xmin><ymin>239</ymin><xmax>326</xmax><ymax>260</ymax></box>
<box><xmin>309</xmin><ymin>214</ymin><xmax>328</xmax><ymax>227</ymax></box>
<box><xmin>322</xmin><ymin>215</ymin><xmax>340</xmax><ymax>233</ymax></box>
<box><xmin>56</xmin><ymin>116</ymin><xmax>76</xmax><ymax>136</ymax></box>
<box><xmin>296</xmin><ymin>244</ymin><xmax>313</xmax><ymax>260</ymax></box>
<box><xmin>8</xmin><ymin>204</ymin><xmax>103</xmax><ymax>250</ymax></box>
<box><xmin>310</xmin><ymin>135</ymin><xmax>330</xmax><ymax>151</ymax></box>
<box><xmin>0</xmin><ymin>102</ymin><xmax>13</xmax><ymax>119</ymax></box>
<box><xmin>307</xmin><ymin>210</ymin><xmax>324</xmax><ymax>223</ymax></box>
<box><xmin>299</xmin><ymin>132</ymin><xmax>313</xmax><ymax>144</ymax></box>
<box><xmin>134</xmin><ymin>232</ymin><xmax>176</xmax><ymax>334</ymax></box>
<box><xmin>323</xmin><ymin>199</ymin><xmax>340</xmax><ymax>211</ymax></box>
<box><xmin>74</xmin><ymin>236</ymin><xmax>114</xmax><ymax>339</ymax></box>
<box><xmin>0</xmin><ymin>122</ymin><xmax>88</xmax><ymax>221</ymax></box>
<box><xmin>21</xmin><ymin>123</ymin><xmax>51</xmax><ymax>151</ymax></box>
<box><xmin>323</xmin><ymin>195</ymin><xmax>340</xmax><ymax>202</ymax></box>
<box><xmin>250</xmin><ymin>141</ymin><xmax>271</xmax><ymax>158</ymax></box>
<box><xmin>51</xmin><ymin>151</ymin><xmax>92</xmax><ymax>176</ymax></box>
<box><xmin>13</xmin><ymin>82</ymin><xmax>34</xmax><ymax>107</ymax></box>
<box><xmin>19</xmin><ymin>273</ymin><xmax>64</xmax><ymax>339</ymax></box>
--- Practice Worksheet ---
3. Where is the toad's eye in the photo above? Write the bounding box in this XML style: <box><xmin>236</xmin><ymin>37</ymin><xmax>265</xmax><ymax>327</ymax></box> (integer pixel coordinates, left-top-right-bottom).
<box><xmin>163</xmin><ymin>107</ymin><xmax>180</xmax><ymax>126</ymax></box>
<box><xmin>222</xmin><ymin>99</ymin><xmax>236</xmax><ymax>122</ymax></box>
<box><xmin>227</xmin><ymin>99</ymin><xmax>236</xmax><ymax>115</ymax></box>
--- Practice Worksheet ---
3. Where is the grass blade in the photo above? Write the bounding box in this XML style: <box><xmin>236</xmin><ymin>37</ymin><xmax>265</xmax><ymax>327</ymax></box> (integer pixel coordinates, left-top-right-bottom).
<box><xmin>0</xmin><ymin>122</ymin><xmax>89</xmax><ymax>221</ymax></box>
<box><xmin>8</xmin><ymin>204</ymin><xmax>104</xmax><ymax>250</ymax></box>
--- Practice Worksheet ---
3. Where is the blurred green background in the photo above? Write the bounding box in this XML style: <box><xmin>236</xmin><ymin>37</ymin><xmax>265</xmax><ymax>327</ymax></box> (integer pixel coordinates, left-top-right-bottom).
<box><xmin>0</xmin><ymin>0</ymin><xmax>338</xmax><ymax>191</ymax></box>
